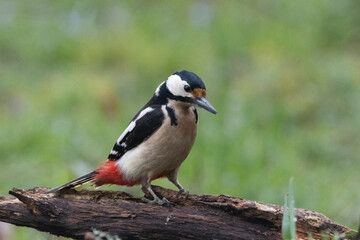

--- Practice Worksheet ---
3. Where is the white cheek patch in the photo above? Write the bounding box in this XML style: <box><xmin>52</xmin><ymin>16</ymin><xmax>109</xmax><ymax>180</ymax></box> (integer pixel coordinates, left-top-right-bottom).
<box><xmin>166</xmin><ymin>75</ymin><xmax>192</xmax><ymax>98</ymax></box>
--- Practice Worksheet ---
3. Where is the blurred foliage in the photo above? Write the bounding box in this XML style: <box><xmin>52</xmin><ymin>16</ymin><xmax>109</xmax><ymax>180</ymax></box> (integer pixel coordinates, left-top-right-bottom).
<box><xmin>1</xmin><ymin>0</ymin><xmax>360</xmax><ymax>239</ymax></box>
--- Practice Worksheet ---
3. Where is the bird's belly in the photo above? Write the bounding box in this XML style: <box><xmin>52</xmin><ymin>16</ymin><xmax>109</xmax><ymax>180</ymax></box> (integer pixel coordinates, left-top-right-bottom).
<box><xmin>116</xmin><ymin>116</ymin><xmax>197</xmax><ymax>182</ymax></box>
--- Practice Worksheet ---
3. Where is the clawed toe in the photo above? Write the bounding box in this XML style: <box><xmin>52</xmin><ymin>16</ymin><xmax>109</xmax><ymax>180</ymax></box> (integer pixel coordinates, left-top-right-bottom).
<box><xmin>176</xmin><ymin>189</ymin><xmax>189</xmax><ymax>199</ymax></box>
<box><xmin>142</xmin><ymin>196</ymin><xmax>171</xmax><ymax>206</ymax></box>
<box><xmin>176</xmin><ymin>189</ymin><xmax>184</xmax><ymax>198</ymax></box>
<box><xmin>161</xmin><ymin>197</ymin><xmax>171</xmax><ymax>205</ymax></box>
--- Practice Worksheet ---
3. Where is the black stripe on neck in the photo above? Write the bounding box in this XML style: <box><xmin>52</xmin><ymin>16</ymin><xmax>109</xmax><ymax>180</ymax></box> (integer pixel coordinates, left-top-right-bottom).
<box><xmin>193</xmin><ymin>107</ymin><xmax>198</xmax><ymax>123</ymax></box>
<box><xmin>166</xmin><ymin>106</ymin><xmax>178</xmax><ymax>126</ymax></box>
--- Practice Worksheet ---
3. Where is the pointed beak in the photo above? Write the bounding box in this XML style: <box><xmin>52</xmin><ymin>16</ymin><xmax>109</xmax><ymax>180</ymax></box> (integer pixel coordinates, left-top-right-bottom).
<box><xmin>193</xmin><ymin>96</ymin><xmax>217</xmax><ymax>114</ymax></box>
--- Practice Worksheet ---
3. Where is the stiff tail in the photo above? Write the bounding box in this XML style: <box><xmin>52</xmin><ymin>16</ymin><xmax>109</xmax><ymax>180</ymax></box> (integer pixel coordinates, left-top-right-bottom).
<box><xmin>46</xmin><ymin>171</ymin><xmax>97</xmax><ymax>193</ymax></box>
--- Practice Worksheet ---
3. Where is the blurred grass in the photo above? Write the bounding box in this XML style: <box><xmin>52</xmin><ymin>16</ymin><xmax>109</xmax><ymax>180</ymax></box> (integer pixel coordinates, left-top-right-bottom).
<box><xmin>1</xmin><ymin>0</ymin><xmax>360</xmax><ymax>239</ymax></box>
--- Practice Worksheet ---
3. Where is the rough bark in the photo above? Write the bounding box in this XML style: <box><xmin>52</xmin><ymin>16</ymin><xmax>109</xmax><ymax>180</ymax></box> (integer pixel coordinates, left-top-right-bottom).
<box><xmin>0</xmin><ymin>186</ymin><xmax>356</xmax><ymax>240</ymax></box>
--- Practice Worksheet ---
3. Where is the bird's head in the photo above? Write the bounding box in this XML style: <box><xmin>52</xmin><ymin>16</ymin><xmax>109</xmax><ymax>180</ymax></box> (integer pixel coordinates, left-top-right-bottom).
<box><xmin>155</xmin><ymin>70</ymin><xmax>217</xmax><ymax>114</ymax></box>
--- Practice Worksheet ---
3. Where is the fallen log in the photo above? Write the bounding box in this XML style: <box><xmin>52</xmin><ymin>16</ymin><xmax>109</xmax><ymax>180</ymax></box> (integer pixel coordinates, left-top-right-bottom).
<box><xmin>0</xmin><ymin>186</ymin><xmax>356</xmax><ymax>239</ymax></box>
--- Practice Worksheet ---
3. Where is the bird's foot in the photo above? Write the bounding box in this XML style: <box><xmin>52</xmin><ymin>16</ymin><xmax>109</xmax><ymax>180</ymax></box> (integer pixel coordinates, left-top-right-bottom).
<box><xmin>142</xmin><ymin>196</ymin><xmax>171</xmax><ymax>206</ymax></box>
<box><xmin>176</xmin><ymin>188</ymin><xmax>189</xmax><ymax>199</ymax></box>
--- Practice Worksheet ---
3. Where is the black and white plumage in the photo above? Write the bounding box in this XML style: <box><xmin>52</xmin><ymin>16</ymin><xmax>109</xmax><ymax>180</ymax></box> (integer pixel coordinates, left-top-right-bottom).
<box><xmin>47</xmin><ymin>70</ymin><xmax>217</xmax><ymax>205</ymax></box>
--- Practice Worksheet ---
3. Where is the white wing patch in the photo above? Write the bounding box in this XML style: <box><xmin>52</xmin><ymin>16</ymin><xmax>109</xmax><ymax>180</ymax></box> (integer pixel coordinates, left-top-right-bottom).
<box><xmin>161</xmin><ymin>105</ymin><xmax>168</xmax><ymax>117</ymax></box>
<box><xmin>136</xmin><ymin>107</ymin><xmax>154</xmax><ymax>121</ymax></box>
<box><xmin>116</xmin><ymin>121</ymin><xmax>136</xmax><ymax>144</ymax></box>
<box><xmin>116</xmin><ymin>107</ymin><xmax>154</xmax><ymax>145</ymax></box>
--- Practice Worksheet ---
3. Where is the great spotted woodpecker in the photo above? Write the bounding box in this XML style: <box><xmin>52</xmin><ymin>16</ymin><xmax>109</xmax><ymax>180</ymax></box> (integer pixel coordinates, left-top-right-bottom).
<box><xmin>47</xmin><ymin>70</ymin><xmax>217</xmax><ymax>205</ymax></box>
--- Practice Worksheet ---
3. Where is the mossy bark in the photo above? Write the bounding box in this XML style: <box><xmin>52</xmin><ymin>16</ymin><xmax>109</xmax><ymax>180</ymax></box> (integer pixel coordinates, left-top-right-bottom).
<box><xmin>0</xmin><ymin>186</ymin><xmax>355</xmax><ymax>240</ymax></box>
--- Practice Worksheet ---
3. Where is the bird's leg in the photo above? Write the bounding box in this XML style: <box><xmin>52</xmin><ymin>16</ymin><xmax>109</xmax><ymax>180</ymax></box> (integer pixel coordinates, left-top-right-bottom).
<box><xmin>167</xmin><ymin>169</ymin><xmax>189</xmax><ymax>199</ymax></box>
<box><xmin>141</xmin><ymin>178</ymin><xmax>170</xmax><ymax>205</ymax></box>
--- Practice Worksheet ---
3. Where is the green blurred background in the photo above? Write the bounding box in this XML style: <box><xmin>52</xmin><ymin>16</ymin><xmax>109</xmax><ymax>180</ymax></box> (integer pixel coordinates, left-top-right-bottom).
<box><xmin>1</xmin><ymin>1</ymin><xmax>359</xmax><ymax>239</ymax></box>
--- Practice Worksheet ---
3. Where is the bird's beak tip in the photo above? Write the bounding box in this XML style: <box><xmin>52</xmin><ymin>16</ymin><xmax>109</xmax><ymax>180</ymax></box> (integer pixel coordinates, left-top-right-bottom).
<box><xmin>194</xmin><ymin>97</ymin><xmax>217</xmax><ymax>115</ymax></box>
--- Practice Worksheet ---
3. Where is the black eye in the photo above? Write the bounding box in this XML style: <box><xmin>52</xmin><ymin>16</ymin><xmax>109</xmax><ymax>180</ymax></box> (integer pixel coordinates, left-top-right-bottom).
<box><xmin>184</xmin><ymin>85</ymin><xmax>191</xmax><ymax>92</ymax></box>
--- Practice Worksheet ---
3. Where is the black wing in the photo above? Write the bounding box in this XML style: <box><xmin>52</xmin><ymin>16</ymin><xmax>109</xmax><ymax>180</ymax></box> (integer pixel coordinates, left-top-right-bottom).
<box><xmin>107</xmin><ymin>105</ymin><xmax>165</xmax><ymax>161</ymax></box>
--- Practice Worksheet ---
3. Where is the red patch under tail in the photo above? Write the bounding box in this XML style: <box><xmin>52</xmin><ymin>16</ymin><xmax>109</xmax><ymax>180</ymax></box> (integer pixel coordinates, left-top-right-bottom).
<box><xmin>94</xmin><ymin>160</ymin><xmax>138</xmax><ymax>187</ymax></box>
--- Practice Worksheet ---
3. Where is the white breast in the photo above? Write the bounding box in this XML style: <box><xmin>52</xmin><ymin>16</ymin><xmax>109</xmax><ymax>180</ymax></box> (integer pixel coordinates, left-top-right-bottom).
<box><xmin>116</xmin><ymin>104</ymin><xmax>197</xmax><ymax>183</ymax></box>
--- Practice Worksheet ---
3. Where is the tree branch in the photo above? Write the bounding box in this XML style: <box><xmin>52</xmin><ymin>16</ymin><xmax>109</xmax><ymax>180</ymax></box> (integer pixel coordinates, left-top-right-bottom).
<box><xmin>0</xmin><ymin>186</ymin><xmax>356</xmax><ymax>239</ymax></box>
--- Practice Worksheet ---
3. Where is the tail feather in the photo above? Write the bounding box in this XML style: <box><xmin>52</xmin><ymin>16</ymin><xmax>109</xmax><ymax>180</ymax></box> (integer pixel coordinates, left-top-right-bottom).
<box><xmin>46</xmin><ymin>171</ymin><xmax>97</xmax><ymax>193</ymax></box>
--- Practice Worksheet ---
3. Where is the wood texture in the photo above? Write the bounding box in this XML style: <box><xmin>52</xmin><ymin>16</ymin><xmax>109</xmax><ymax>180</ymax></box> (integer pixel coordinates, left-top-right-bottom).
<box><xmin>0</xmin><ymin>186</ymin><xmax>356</xmax><ymax>239</ymax></box>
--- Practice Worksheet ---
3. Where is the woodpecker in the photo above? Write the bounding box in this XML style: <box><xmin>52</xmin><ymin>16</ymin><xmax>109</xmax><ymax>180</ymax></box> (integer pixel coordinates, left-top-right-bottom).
<box><xmin>47</xmin><ymin>70</ymin><xmax>217</xmax><ymax>205</ymax></box>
